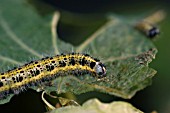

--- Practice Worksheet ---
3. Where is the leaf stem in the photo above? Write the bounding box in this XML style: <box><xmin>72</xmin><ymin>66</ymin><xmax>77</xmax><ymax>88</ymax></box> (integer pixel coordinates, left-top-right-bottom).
<box><xmin>76</xmin><ymin>20</ymin><xmax>116</xmax><ymax>52</ymax></box>
<box><xmin>51</xmin><ymin>11</ymin><xmax>60</xmax><ymax>55</ymax></box>
<box><xmin>0</xmin><ymin>55</ymin><xmax>23</xmax><ymax>65</ymax></box>
<box><xmin>103</xmin><ymin>54</ymin><xmax>137</xmax><ymax>63</ymax></box>
<box><xmin>41</xmin><ymin>91</ymin><xmax>56</xmax><ymax>110</ymax></box>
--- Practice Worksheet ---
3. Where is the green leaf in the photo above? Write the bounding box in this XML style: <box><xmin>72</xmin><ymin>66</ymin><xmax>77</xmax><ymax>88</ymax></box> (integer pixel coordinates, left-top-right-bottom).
<box><xmin>0</xmin><ymin>0</ymin><xmax>157</xmax><ymax>105</ymax></box>
<box><xmin>48</xmin><ymin>18</ymin><xmax>157</xmax><ymax>98</ymax></box>
<box><xmin>50</xmin><ymin>99</ymin><xmax>143</xmax><ymax>113</ymax></box>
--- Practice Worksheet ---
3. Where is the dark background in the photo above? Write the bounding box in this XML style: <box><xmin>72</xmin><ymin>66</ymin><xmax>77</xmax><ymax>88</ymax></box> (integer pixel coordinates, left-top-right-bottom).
<box><xmin>0</xmin><ymin>0</ymin><xmax>170</xmax><ymax>113</ymax></box>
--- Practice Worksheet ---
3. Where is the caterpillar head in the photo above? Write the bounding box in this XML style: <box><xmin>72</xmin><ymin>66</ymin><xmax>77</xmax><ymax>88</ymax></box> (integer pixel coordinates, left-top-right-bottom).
<box><xmin>94</xmin><ymin>62</ymin><xmax>106</xmax><ymax>78</ymax></box>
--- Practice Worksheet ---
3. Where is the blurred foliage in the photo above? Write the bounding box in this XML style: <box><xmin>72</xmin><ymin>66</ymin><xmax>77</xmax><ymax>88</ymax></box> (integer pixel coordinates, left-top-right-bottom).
<box><xmin>50</xmin><ymin>99</ymin><xmax>143</xmax><ymax>113</ymax></box>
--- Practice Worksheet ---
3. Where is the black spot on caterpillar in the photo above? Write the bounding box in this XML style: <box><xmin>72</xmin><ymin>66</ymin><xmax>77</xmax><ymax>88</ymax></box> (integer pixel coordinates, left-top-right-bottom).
<box><xmin>0</xmin><ymin>53</ymin><xmax>106</xmax><ymax>99</ymax></box>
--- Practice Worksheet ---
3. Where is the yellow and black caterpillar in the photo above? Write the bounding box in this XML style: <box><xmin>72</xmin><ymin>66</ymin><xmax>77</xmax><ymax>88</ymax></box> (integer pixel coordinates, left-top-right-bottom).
<box><xmin>0</xmin><ymin>53</ymin><xmax>106</xmax><ymax>99</ymax></box>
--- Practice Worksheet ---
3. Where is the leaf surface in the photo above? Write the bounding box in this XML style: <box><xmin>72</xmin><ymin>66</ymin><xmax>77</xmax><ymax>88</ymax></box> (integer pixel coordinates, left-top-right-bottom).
<box><xmin>0</xmin><ymin>0</ymin><xmax>157</xmax><ymax>104</ymax></box>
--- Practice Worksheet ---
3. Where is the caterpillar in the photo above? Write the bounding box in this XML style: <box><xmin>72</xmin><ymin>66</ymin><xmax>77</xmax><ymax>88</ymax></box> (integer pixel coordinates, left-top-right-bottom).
<box><xmin>135</xmin><ymin>21</ymin><xmax>160</xmax><ymax>39</ymax></box>
<box><xmin>0</xmin><ymin>53</ymin><xmax>106</xmax><ymax>99</ymax></box>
